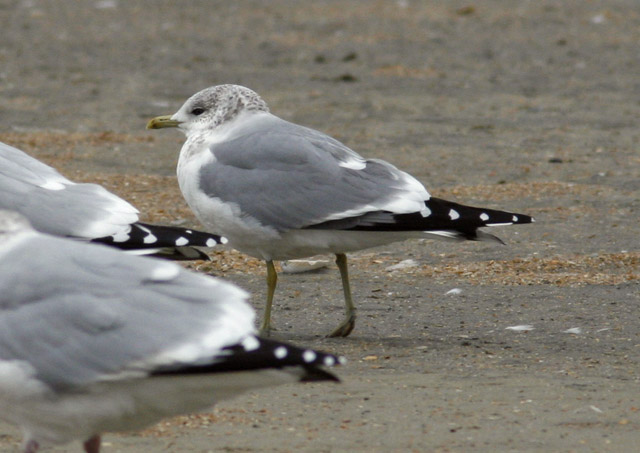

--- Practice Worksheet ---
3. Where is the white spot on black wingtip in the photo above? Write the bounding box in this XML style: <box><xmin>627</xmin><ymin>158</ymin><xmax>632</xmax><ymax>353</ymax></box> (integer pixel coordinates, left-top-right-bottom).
<box><xmin>274</xmin><ymin>346</ymin><xmax>288</xmax><ymax>359</ymax></box>
<box><xmin>112</xmin><ymin>232</ymin><xmax>130</xmax><ymax>243</ymax></box>
<box><xmin>186</xmin><ymin>229</ymin><xmax>193</xmax><ymax>234</ymax></box>
<box><xmin>323</xmin><ymin>356</ymin><xmax>335</xmax><ymax>366</ymax></box>
<box><xmin>220</xmin><ymin>236</ymin><xmax>229</xmax><ymax>245</ymax></box>
<box><xmin>175</xmin><ymin>237</ymin><xmax>189</xmax><ymax>246</ymax></box>
<box><xmin>480</xmin><ymin>212</ymin><xmax>490</xmax><ymax>221</ymax></box>
<box><xmin>241</xmin><ymin>336</ymin><xmax>260</xmax><ymax>351</ymax></box>
<box><xmin>205</xmin><ymin>238</ymin><xmax>218</xmax><ymax>247</ymax></box>
<box><xmin>512</xmin><ymin>215</ymin><xmax>518</xmax><ymax>223</ymax></box>
<box><xmin>302</xmin><ymin>350</ymin><xmax>317</xmax><ymax>363</ymax></box>
<box><xmin>143</xmin><ymin>233</ymin><xmax>157</xmax><ymax>244</ymax></box>
<box><xmin>136</xmin><ymin>224</ymin><xmax>158</xmax><ymax>244</ymax></box>
<box><xmin>420</xmin><ymin>206</ymin><xmax>431</xmax><ymax>217</ymax></box>
<box><xmin>338</xmin><ymin>356</ymin><xmax>347</xmax><ymax>365</ymax></box>
<box><xmin>448</xmin><ymin>209</ymin><xmax>460</xmax><ymax>220</ymax></box>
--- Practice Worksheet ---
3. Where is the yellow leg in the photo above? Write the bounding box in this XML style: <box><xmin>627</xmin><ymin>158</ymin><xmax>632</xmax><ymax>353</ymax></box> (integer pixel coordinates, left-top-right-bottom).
<box><xmin>328</xmin><ymin>253</ymin><xmax>357</xmax><ymax>337</ymax></box>
<box><xmin>259</xmin><ymin>260</ymin><xmax>277</xmax><ymax>336</ymax></box>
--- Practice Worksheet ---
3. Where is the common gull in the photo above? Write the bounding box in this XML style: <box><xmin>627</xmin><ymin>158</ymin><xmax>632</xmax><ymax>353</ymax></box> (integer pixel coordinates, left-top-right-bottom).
<box><xmin>0</xmin><ymin>210</ymin><xmax>341</xmax><ymax>453</ymax></box>
<box><xmin>0</xmin><ymin>140</ymin><xmax>226</xmax><ymax>260</ymax></box>
<box><xmin>147</xmin><ymin>84</ymin><xmax>534</xmax><ymax>337</ymax></box>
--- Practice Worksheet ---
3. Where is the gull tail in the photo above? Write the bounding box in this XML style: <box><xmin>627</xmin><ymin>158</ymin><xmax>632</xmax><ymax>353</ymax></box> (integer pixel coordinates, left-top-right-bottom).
<box><xmin>92</xmin><ymin>222</ymin><xmax>227</xmax><ymax>261</ymax></box>
<box><xmin>150</xmin><ymin>336</ymin><xmax>344</xmax><ymax>383</ymax></box>
<box><xmin>310</xmin><ymin>197</ymin><xmax>533</xmax><ymax>244</ymax></box>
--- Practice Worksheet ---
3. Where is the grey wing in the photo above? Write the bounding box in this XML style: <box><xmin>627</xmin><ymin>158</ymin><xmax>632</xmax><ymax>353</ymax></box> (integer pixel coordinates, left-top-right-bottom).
<box><xmin>0</xmin><ymin>141</ymin><xmax>139</xmax><ymax>239</ymax></box>
<box><xmin>0</xmin><ymin>234</ymin><xmax>252</xmax><ymax>390</ymax></box>
<box><xmin>200</xmin><ymin>118</ymin><xmax>430</xmax><ymax>231</ymax></box>
<box><xmin>0</xmin><ymin>141</ymin><xmax>72</xmax><ymax>189</ymax></box>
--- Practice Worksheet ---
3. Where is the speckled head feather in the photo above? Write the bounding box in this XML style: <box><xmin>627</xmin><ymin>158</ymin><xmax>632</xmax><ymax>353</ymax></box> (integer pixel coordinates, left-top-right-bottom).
<box><xmin>173</xmin><ymin>85</ymin><xmax>269</xmax><ymax>130</ymax></box>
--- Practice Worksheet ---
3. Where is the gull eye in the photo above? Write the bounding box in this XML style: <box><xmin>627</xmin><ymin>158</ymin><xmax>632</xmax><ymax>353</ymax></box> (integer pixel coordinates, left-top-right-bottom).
<box><xmin>191</xmin><ymin>107</ymin><xmax>206</xmax><ymax>116</ymax></box>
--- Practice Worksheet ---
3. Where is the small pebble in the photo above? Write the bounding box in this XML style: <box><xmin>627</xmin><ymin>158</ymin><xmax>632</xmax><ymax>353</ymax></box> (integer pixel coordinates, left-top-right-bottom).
<box><xmin>505</xmin><ymin>325</ymin><xmax>534</xmax><ymax>332</ymax></box>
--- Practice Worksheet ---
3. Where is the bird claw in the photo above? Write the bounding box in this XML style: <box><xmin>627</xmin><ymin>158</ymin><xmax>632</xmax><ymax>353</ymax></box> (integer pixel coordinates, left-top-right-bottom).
<box><xmin>327</xmin><ymin>314</ymin><xmax>356</xmax><ymax>338</ymax></box>
<box><xmin>259</xmin><ymin>322</ymin><xmax>277</xmax><ymax>337</ymax></box>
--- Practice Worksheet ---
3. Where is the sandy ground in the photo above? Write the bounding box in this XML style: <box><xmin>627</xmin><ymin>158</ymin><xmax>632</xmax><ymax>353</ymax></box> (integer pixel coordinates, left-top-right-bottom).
<box><xmin>1</xmin><ymin>0</ymin><xmax>639</xmax><ymax>451</ymax></box>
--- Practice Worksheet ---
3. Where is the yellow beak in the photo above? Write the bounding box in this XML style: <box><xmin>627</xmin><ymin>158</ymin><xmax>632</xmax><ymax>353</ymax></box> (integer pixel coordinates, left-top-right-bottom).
<box><xmin>146</xmin><ymin>115</ymin><xmax>181</xmax><ymax>129</ymax></box>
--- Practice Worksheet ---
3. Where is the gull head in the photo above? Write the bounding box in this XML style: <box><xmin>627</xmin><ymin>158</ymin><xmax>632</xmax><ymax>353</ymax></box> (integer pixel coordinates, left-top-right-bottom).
<box><xmin>147</xmin><ymin>84</ymin><xmax>269</xmax><ymax>135</ymax></box>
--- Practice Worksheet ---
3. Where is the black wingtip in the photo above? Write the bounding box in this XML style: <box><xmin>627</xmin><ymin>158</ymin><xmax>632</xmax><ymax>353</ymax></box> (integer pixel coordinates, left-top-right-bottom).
<box><xmin>92</xmin><ymin>222</ymin><xmax>227</xmax><ymax>260</ymax></box>
<box><xmin>307</xmin><ymin>197</ymin><xmax>533</xmax><ymax>237</ymax></box>
<box><xmin>134</xmin><ymin>222</ymin><xmax>227</xmax><ymax>248</ymax></box>
<box><xmin>150</xmin><ymin>336</ymin><xmax>344</xmax><ymax>380</ymax></box>
<box><xmin>417</xmin><ymin>197</ymin><xmax>535</xmax><ymax>229</ymax></box>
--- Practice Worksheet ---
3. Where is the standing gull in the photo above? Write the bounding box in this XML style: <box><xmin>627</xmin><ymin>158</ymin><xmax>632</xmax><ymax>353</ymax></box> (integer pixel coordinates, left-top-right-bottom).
<box><xmin>0</xmin><ymin>141</ymin><xmax>226</xmax><ymax>260</ymax></box>
<box><xmin>148</xmin><ymin>84</ymin><xmax>534</xmax><ymax>337</ymax></box>
<box><xmin>0</xmin><ymin>210</ymin><xmax>341</xmax><ymax>453</ymax></box>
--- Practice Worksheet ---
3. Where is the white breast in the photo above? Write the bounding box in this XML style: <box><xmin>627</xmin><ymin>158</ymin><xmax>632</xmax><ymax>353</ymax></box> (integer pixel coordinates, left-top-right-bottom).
<box><xmin>176</xmin><ymin>141</ymin><xmax>281</xmax><ymax>259</ymax></box>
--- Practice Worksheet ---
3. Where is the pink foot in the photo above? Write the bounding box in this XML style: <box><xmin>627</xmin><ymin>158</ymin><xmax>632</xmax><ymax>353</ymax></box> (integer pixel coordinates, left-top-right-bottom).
<box><xmin>83</xmin><ymin>435</ymin><xmax>101</xmax><ymax>453</ymax></box>
<box><xmin>23</xmin><ymin>439</ymin><xmax>39</xmax><ymax>453</ymax></box>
